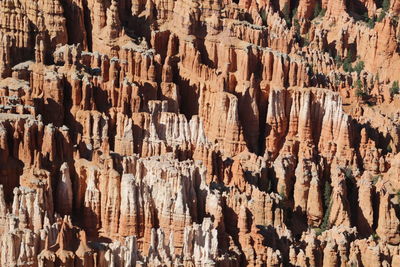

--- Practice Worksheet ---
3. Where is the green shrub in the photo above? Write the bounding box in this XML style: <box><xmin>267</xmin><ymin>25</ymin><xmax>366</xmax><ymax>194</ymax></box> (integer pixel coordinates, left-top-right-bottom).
<box><xmin>382</xmin><ymin>0</ymin><xmax>390</xmax><ymax>12</ymax></box>
<box><xmin>353</xmin><ymin>61</ymin><xmax>365</xmax><ymax>75</ymax></box>
<box><xmin>313</xmin><ymin>2</ymin><xmax>327</xmax><ymax>18</ymax></box>
<box><xmin>282</xmin><ymin>4</ymin><xmax>291</xmax><ymax>27</ymax></box>
<box><xmin>377</xmin><ymin>11</ymin><xmax>386</xmax><ymax>22</ymax></box>
<box><xmin>345</xmin><ymin>49</ymin><xmax>354</xmax><ymax>62</ymax></box>
<box><xmin>367</xmin><ymin>17</ymin><xmax>376</xmax><ymax>28</ymax></box>
<box><xmin>303</xmin><ymin>37</ymin><xmax>310</xmax><ymax>47</ymax></box>
<box><xmin>317</xmin><ymin>180</ymin><xmax>333</xmax><ymax>233</ymax></box>
<box><xmin>343</xmin><ymin>167</ymin><xmax>353</xmax><ymax>179</ymax></box>
<box><xmin>278</xmin><ymin>186</ymin><xmax>286</xmax><ymax>200</ymax></box>
<box><xmin>294</xmin><ymin>18</ymin><xmax>301</xmax><ymax>32</ymax></box>
<box><xmin>314</xmin><ymin>227</ymin><xmax>323</xmax><ymax>236</ymax></box>
<box><xmin>335</xmin><ymin>55</ymin><xmax>343</xmax><ymax>67</ymax></box>
<box><xmin>371</xmin><ymin>232</ymin><xmax>380</xmax><ymax>241</ymax></box>
<box><xmin>260</xmin><ymin>9</ymin><xmax>267</xmax><ymax>24</ymax></box>
<box><xmin>371</xmin><ymin>175</ymin><xmax>380</xmax><ymax>185</ymax></box>
<box><xmin>313</xmin><ymin>2</ymin><xmax>321</xmax><ymax>18</ymax></box>
<box><xmin>292</xmin><ymin>8</ymin><xmax>298</xmax><ymax>19</ymax></box>
<box><xmin>321</xmin><ymin>202</ymin><xmax>332</xmax><ymax>231</ymax></box>
<box><xmin>393</xmin><ymin>16</ymin><xmax>399</xmax><ymax>24</ymax></box>
<box><xmin>343</xmin><ymin>50</ymin><xmax>354</xmax><ymax>72</ymax></box>
<box><xmin>323</xmin><ymin>181</ymin><xmax>332</xmax><ymax>209</ymax></box>
<box><xmin>355</xmin><ymin>79</ymin><xmax>363</xmax><ymax>89</ymax></box>
<box><xmin>356</xmin><ymin>88</ymin><xmax>368</xmax><ymax>98</ymax></box>
<box><xmin>390</xmin><ymin>81</ymin><xmax>399</xmax><ymax>95</ymax></box>
<box><xmin>343</xmin><ymin>61</ymin><xmax>353</xmax><ymax>72</ymax></box>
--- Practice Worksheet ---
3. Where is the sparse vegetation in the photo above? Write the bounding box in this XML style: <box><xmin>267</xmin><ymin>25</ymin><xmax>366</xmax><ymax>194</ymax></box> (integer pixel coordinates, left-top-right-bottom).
<box><xmin>282</xmin><ymin>4</ymin><xmax>291</xmax><ymax>27</ymax></box>
<box><xmin>321</xmin><ymin>202</ymin><xmax>332</xmax><ymax>232</ymax></box>
<box><xmin>361</xmin><ymin>13</ymin><xmax>376</xmax><ymax>29</ymax></box>
<box><xmin>338</xmin><ymin>51</ymin><xmax>366</xmax><ymax>74</ymax></box>
<box><xmin>367</xmin><ymin>18</ymin><xmax>375</xmax><ymax>29</ymax></box>
<box><xmin>319</xmin><ymin>181</ymin><xmax>333</xmax><ymax>233</ymax></box>
<box><xmin>335</xmin><ymin>55</ymin><xmax>343</xmax><ymax>67</ymax></box>
<box><xmin>278</xmin><ymin>186</ymin><xmax>286</xmax><ymax>200</ymax></box>
<box><xmin>354</xmin><ymin>80</ymin><xmax>368</xmax><ymax>98</ymax></box>
<box><xmin>302</xmin><ymin>34</ymin><xmax>311</xmax><ymax>46</ymax></box>
<box><xmin>355</xmin><ymin>79</ymin><xmax>363</xmax><ymax>90</ymax></box>
<box><xmin>355</xmin><ymin>88</ymin><xmax>367</xmax><ymax>98</ymax></box>
<box><xmin>371</xmin><ymin>232</ymin><xmax>380</xmax><ymax>241</ymax></box>
<box><xmin>393</xmin><ymin>16</ymin><xmax>399</xmax><ymax>27</ymax></box>
<box><xmin>319</xmin><ymin>8</ymin><xmax>326</xmax><ymax>18</ymax></box>
<box><xmin>343</xmin><ymin>167</ymin><xmax>353</xmax><ymax>180</ymax></box>
<box><xmin>371</xmin><ymin>175</ymin><xmax>381</xmax><ymax>185</ymax></box>
<box><xmin>353</xmin><ymin>61</ymin><xmax>365</xmax><ymax>75</ymax></box>
<box><xmin>343</xmin><ymin>62</ymin><xmax>352</xmax><ymax>72</ymax></box>
<box><xmin>294</xmin><ymin>18</ymin><xmax>301</xmax><ymax>33</ymax></box>
<box><xmin>377</xmin><ymin>11</ymin><xmax>386</xmax><ymax>22</ymax></box>
<box><xmin>342</xmin><ymin>50</ymin><xmax>354</xmax><ymax>72</ymax></box>
<box><xmin>313</xmin><ymin>2</ymin><xmax>326</xmax><ymax>19</ymax></box>
<box><xmin>313</xmin><ymin>2</ymin><xmax>321</xmax><ymax>19</ymax></box>
<box><xmin>382</xmin><ymin>0</ymin><xmax>390</xmax><ymax>12</ymax></box>
<box><xmin>375</xmin><ymin>0</ymin><xmax>390</xmax><ymax>22</ymax></box>
<box><xmin>314</xmin><ymin>227</ymin><xmax>324</xmax><ymax>236</ymax></box>
<box><xmin>260</xmin><ymin>9</ymin><xmax>267</xmax><ymax>25</ymax></box>
<box><xmin>323</xmin><ymin>181</ymin><xmax>332</xmax><ymax>209</ymax></box>
<box><xmin>390</xmin><ymin>81</ymin><xmax>399</xmax><ymax>96</ymax></box>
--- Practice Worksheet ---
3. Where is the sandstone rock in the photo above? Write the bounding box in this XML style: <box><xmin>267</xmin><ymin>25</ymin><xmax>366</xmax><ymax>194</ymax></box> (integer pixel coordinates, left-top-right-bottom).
<box><xmin>0</xmin><ymin>0</ymin><xmax>398</xmax><ymax>266</ymax></box>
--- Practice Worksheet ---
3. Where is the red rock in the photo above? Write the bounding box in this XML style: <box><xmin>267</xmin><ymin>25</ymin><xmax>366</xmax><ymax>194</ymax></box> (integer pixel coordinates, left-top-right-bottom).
<box><xmin>0</xmin><ymin>0</ymin><xmax>398</xmax><ymax>265</ymax></box>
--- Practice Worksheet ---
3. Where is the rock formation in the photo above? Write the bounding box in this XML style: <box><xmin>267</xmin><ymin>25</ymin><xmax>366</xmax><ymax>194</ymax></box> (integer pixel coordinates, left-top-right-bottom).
<box><xmin>0</xmin><ymin>0</ymin><xmax>399</xmax><ymax>266</ymax></box>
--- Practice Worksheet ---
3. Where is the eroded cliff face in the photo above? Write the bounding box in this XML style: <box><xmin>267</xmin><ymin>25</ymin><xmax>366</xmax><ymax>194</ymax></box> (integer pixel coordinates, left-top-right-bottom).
<box><xmin>0</xmin><ymin>0</ymin><xmax>399</xmax><ymax>266</ymax></box>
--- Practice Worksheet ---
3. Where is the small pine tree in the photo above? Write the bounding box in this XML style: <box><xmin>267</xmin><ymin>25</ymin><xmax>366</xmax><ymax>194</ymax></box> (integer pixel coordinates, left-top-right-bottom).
<box><xmin>282</xmin><ymin>4</ymin><xmax>291</xmax><ymax>27</ymax></box>
<box><xmin>334</xmin><ymin>55</ymin><xmax>343</xmax><ymax>67</ymax></box>
<box><xmin>319</xmin><ymin>181</ymin><xmax>333</xmax><ymax>232</ymax></box>
<box><xmin>355</xmin><ymin>89</ymin><xmax>367</xmax><ymax>99</ymax></box>
<box><xmin>367</xmin><ymin>17</ymin><xmax>375</xmax><ymax>29</ymax></box>
<box><xmin>382</xmin><ymin>0</ymin><xmax>390</xmax><ymax>12</ymax></box>
<box><xmin>294</xmin><ymin>18</ymin><xmax>301</xmax><ymax>33</ymax></box>
<box><xmin>353</xmin><ymin>61</ymin><xmax>365</xmax><ymax>75</ymax></box>
<box><xmin>355</xmin><ymin>79</ymin><xmax>363</xmax><ymax>90</ymax></box>
<box><xmin>371</xmin><ymin>232</ymin><xmax>380</xmax><ymax>241</ymax></box>
<box><xmin>321</xmin><ymin>202</ymin><xmax>332</xmax><ymax>231</ymax></box>
<box><xmin>343</xmin><ymin>50</ymin><xmax>354</xmax><ymax>72</ymax></box>
<box><xmin>390</xmin><ymin>81</ymin><xmax>399</xmax><ymax>95</ymax></box>
<box><xmin>313</xmin><ymin>2</ymin><xmax>322</xmax><ymax>19</ymax></box>
<box><xmin>323</xmin><ymin>181</ymin><xmax>332</xmax><ymax>209</ymax></box>
<box><xmin>377</xmin><ymin>11</ymin><xmax>386</xmax><ymax>22</ymax></box>
<box><xmin>260</xmin><ymin>9</ymin><xmax>267</xmax><ymax>25</ymax></box>
<box><xmin>371</xmin><ymin>175</ymin><xmax>380</xmax><ymax>185</ymax></box>
<box><xmin>343</xmin><ymin>61</ymin><xmax>353</xmax><ymax>72</ymax></box>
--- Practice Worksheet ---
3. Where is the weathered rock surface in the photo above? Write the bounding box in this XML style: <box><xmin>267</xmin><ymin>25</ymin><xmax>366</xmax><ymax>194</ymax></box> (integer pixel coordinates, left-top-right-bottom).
<box><xmin>0</xmin><ymin>0</ymin><xmax>399</xmax><ymax>266</ymax></box>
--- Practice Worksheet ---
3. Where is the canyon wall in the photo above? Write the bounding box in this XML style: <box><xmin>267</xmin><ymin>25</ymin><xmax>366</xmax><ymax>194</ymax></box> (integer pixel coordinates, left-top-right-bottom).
<box><xmin>0</xmin><ymin>0</ymin><xmax>400</xmax><ymax>266</ymax></box>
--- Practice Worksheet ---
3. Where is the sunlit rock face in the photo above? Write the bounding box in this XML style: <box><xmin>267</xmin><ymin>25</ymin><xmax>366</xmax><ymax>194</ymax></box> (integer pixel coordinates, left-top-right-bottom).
<box><xmin>0</xmin><ymin>0</ymin><xmax>399</xmax><ymax>266</ymax></box>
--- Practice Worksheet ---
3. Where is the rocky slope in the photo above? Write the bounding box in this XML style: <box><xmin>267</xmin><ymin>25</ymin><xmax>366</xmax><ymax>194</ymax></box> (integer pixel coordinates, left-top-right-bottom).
<box><xmin>0</xmin><ymin>0</ymin><xmax>400</xmax><ymax>266</ymax></box>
